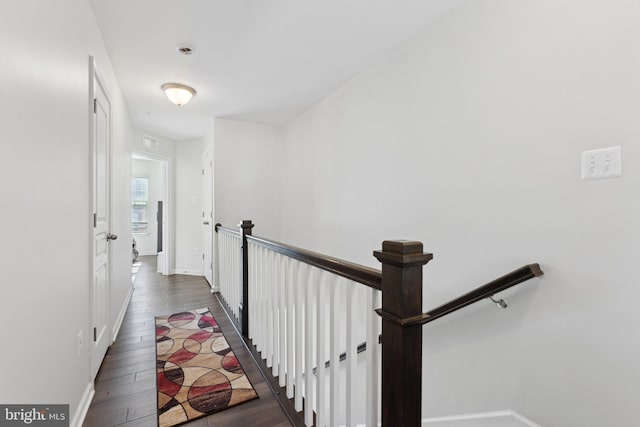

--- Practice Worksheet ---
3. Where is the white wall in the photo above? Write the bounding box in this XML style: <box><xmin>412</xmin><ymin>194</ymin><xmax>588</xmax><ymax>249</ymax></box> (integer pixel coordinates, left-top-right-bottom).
<box><xmin>132</xmin><ymin>158</ymin><xmax>164</xmax><ymax>255</ymax></box>
<box><xmin>175</xmin><ymin>139</ymin><xmax>205</xmax><ymax>274</ymax></box>
<box><xmin>278</xmin><ymin>1</ymin><xmax>640</xmax><ymax>426</ymax></box>
<box><xmin>0</xmin><ymin>0</ymin><xmax>133</xmax><ymax>423</ymax></box>
<box><xmin>214</xmin><ymin>118</ymin><xmax>282</xmax><ymax>239</ymax></box>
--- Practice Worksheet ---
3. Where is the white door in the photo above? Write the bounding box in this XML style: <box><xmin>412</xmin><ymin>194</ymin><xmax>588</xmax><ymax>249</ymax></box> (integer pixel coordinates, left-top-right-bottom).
<box><xmin>202</xmin><ymin>149</ymin><xmax>213</xmax><ymax>285</ymax></box>
<box><xmin>91</xmin><ymin>60</ymin><xmax>112</xmax><ymax>380</ymax></box>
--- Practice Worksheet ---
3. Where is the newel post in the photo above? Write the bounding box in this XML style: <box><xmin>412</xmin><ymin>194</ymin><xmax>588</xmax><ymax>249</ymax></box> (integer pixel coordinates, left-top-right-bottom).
<box><xmin>240</xmin><ymin>220</ymin><xmax>254</xmax><ymax>338</ymax></box>
<box><xmin>374</xmin><ymin>240</ymin><xmax>433</xmax><ymax>426</ymax></box>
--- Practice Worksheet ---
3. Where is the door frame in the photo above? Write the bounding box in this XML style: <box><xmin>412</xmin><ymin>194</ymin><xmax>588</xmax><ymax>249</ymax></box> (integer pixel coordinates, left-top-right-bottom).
<box><xmin>131</xmin><ymin>150</ymin><xmax>171</xmax><ymax>275</ymax></box>
<box><xmin>89</xmin><ymin>56</ymin><xmax>112</xmax><ymax>379</ymax></box>
<box><xmin>201</xmin><ymin>146</ymin><xmax>214</xmax><ymax>287</ymax></box>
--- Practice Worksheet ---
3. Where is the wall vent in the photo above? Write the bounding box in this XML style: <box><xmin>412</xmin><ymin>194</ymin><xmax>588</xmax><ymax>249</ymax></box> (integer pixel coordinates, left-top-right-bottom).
<box><xmin>143</xmin><ymin>135</ymin><xmax>157</xmax><ymax>149</ymax></box>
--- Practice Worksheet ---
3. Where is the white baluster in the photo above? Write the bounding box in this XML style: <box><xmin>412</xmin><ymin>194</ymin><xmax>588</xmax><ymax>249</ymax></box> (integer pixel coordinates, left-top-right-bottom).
<box><xmin>233</xmin><ymin>234</ymin><xmax>238</xmax><ymax>319</ymax></box>
<box><xmin>304</xmin><ymin>266</ymin><xmax>315</xmax><ymax>427</ymax></box>
<box><xmin>258</xmin><ymin>245</ymin><xmax>266</xmax><ymax>354</ymax></box>
<box><xmin>224</xmin><ymin>233</ymin><xmax>228</xmax><ymax>302</ymax></box>
<box><xmin>346</xmin><ymin>283</ymin><xmax>356</xmax><ymax>427</ymax></box>
<box><xmin>251</xmin><ymin>242</ymin><xmax>258</xmax><ymax>342</ymax></box>
<box><xmin>265</xmin><ymin>249</ymin><xmax>273</xmax><ymax>368</ymax></box>
<box><xmin>286</xmin><ymin>258</ymin><xmax>296</xmax><ymax>399</ymax></box>
<box><xmin>316</xmin><ymin>270</ymin><xmax>326</xmax><ymax>427</ymax></box>
<box><xmin>279</xmin><ymin>253</ymin><xmax>287</xmax><ymax>387</ymax></box>
<box><xmin>234</xmin><ymin>234</ymin><xmax>238</xmax><ymax>319</ymax></box>
<box><xmin>236</xmin><ymin>234</ymin><xmax>241</xmax><ymax>320</ymax></box>
<box><xmin>329</xmin><ymin>276</ymin><xmax>341</xmax><ymax>427</ymax></box>
<box><xmin>366</xmin><ymin>288</ymin><xmax>380</xmax><ymax>427</ymax></box>
<box><xmin>247</xmin><ymin>242</ymin><xmax>254</xmax><ymax>340</ymax></box>
<box><xmin>233</xmin><ymin>234</ymin><xmax>237</xmax><ymax>319</ymax></box>
<box><xmin>227</xmin><ymin>233</ymin><xmax>231</xmax><ymax>315</ymax></box>
<box><xmin>229</xmin><ymin>233</ymin><xmax>234</xmax><ymax>317</ymax></box>
<box><xmin>221</xmin><ymin>233</ymin><xmax>227</xmax><ymax>302</ymax></box>
<box><xmin>272</xmin><ymin>251</ymin><xmax>280</xmax><ymax>377</ymax></box>
<box><xmin>219</xmin><ymin>233</ymin><xmax>224</xmax><ymax>299</ymax></box>
<box><xmin>254</xmin><ymin>245</ymin><xmax>262</xmax><ymax>353</ymax></box>
<box><xmin>294</xmin><ymin>262</ymin><xmax>305</xmax><ymax>411</ymax></box>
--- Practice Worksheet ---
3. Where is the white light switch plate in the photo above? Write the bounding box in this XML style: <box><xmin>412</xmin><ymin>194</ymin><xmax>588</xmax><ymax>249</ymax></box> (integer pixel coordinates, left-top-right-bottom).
<box><xmin>581</xmin><ymin>146</ymin><xmax>622</xmax><ymax>180</ymax></box>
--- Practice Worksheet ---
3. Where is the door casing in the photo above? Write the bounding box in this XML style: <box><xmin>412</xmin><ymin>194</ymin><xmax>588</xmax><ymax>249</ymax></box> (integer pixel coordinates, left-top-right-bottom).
<box><xmin>202</xmin><ymin>148</ymin><xmax>214</xmax><ymax>286</ymax></box>
<box><xmin>89</xmin><ymin>57</ymin><xmax>112</xmax><ymax>380</ymax></box>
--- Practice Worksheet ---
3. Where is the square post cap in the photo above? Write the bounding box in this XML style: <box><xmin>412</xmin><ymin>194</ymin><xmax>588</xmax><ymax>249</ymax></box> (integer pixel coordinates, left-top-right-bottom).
<box><xmin>373</xmin><ymin>240</ymin><xmax>433</xmax><ymax>267</ymax></box>
<box><xmin>240</xmin><ymin>220</ymin><xmax>255</xmax><ymax>231</ymax></box>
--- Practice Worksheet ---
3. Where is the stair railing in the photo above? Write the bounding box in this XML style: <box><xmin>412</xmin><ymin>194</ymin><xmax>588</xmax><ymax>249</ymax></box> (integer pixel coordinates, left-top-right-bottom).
<box><xmin>215</xmin><ymin>220</ymin><xmax>544</xmax><ymax>427</ymax></box>
<box><xmin>215</xmin><ymin>224</ymin><xmax>242</xmax><ymax>324</ymax></box>
<box><xmin>246</xmin><ymin>232</ymin><xmax>382</xmax><ymax>427</ymax></box>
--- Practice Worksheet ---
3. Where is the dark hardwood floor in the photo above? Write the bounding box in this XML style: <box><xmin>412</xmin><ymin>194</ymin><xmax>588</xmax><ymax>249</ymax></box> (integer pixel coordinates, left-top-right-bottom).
<box><xmin>84</xmin><ymin>256</ymin><xmax>292</xmax><ymax>427</ymax></box>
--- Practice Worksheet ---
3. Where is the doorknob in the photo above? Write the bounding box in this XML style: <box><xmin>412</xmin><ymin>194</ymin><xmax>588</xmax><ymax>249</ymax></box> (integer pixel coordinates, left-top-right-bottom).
<box><xmin>107</xmin><ymin>233</ymin><xmax>118</xmax><ymax>241</ymax></box>
<box><xmin>203</xmin><ymin>221</ymin><xmax>211</xmax><ymax>225</ymax></box>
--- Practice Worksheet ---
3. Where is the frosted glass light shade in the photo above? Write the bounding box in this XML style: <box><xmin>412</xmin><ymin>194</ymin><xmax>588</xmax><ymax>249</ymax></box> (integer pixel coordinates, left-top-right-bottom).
<box><xmin>161</xmin><ymin>83</ymin><xmax>196</xmax><ymax>106</ymax></box>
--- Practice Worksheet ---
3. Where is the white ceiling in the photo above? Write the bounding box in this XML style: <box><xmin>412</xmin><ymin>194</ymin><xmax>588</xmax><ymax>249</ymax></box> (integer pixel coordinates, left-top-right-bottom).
<box><xmin>90</xmin><ymin>0</ymin><xmax>462</xmax><ymax>141</ymax></box>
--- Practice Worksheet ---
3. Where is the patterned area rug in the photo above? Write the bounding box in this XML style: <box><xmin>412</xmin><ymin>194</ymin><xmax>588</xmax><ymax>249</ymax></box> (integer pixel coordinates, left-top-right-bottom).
<box><xmin>155</xmin><ymin>308</ymin><xmax>258</xmax><ymax>427</ymax></box>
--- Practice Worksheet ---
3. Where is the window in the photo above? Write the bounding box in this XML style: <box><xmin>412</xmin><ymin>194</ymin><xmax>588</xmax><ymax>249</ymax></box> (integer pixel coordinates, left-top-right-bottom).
<box><xmin>132</xmin><ymin>177</ymin><xmax>149</xmax><ymax>233</ymax></box>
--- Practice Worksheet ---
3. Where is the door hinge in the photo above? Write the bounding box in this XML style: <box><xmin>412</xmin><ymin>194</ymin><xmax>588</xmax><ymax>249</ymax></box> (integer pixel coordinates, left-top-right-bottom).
<box><xmin>93</xmin><ymin>213</ymin><xmax>97</xmax><ymax>228</ymax></box>
<box><xmin>93</xmin><ymin>327</ymin><xmax>97</xmax><ymax>342</ymax></box>
<box><xmin>202</xmin><ymin>253</ymin><xmax>205</xmax><ymax>260</ymax></box>
<box><xmin>93</xmin><ymin>98</ymin><xmax>97</xmax><ymax>113</ymax></box>
<box><xmin>202</xmin><ymin>169</ymin><xmax>204</xmax><ymax>175</ymax></box>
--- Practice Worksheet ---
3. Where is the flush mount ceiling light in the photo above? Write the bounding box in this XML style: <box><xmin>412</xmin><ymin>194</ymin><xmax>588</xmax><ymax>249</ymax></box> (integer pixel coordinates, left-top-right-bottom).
<box><xmin>161</xmin><ymin>83</ymin><xmax>196</xmax><ymax>106</ymax></box>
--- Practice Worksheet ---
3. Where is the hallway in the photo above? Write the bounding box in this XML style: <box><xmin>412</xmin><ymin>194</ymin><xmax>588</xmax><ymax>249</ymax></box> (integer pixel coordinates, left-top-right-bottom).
<box><xmin>84</xmin><ymin>257</ymin><xmax>292</xmax><ymax>427</ymax></box>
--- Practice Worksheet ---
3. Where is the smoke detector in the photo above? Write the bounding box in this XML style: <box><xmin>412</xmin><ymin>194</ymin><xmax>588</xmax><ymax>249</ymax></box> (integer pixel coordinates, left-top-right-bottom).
<box><xmin>176</xmin><ymin>44</ymin><xmax>194</xmax><ymax>56</ymax></box>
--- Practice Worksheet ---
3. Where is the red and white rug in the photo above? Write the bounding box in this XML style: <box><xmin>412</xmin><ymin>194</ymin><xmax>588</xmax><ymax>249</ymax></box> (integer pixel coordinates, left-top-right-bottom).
<box><xmin>155</xmin><ymin>308</ymin><xmax>258</xmax><ymax>427</ymax></box>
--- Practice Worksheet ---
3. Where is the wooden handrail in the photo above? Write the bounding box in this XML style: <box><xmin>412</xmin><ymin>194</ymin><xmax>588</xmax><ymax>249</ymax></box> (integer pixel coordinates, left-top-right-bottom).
<box><xmin>375</xmin><ymin>263</ymin><xmax>544</xmax><ymax>327</ymax></box>
<box><xmin>246</xmin><ymin>234</ymin><xmax>382</xmax><ymax>290</ymax></box>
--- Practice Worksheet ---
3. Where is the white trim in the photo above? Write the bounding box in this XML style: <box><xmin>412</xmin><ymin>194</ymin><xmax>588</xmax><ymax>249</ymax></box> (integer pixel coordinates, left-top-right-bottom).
<box><xmin>201</xmin><ymin>146</ymin><xmax>214</xmax><ymax>287</ymax></box>
<box><xmin>421</xmin><ymin>410</ymin><xmax>541</xmax><ymax>426</ymax></box>
<box><xmin>344</xmin><ymin>410</ymin><xmax>540</xmax><ymax>427</ymax></box>
<box><xmin>138</xmin><ymin>250</ymin><xmax>158</xmax><ymax>256</ymax></box>
<box><xmin>70</xmin><ymin>382</ymin><xmax>95</xmax><ymax>427</ymax></box>
<box><xmin>131</xmin><ymin>150</ymin><xmax>171</xmax><ymax>275</ymax></box>
<box><xmin>171</xmin><ymin>269</ymin><xmax>204</xmax><ymax>276</ymax></box>
<box><xmin>510</xmin><ymin>411</ymin><xmax>542</xmax><ymax>426</ymax></box>
<box><xmin>111</xmin><ymin>285</ymin><xmax>134</xmax><ymax>341</ymax></box>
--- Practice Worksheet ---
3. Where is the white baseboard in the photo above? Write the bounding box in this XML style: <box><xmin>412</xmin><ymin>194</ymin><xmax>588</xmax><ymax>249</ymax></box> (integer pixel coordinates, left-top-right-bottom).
<box><xmin>171</xmin><ymin>269</ymin><xmax>203</xmax><ymax>276</ymax></box>
<box><xmin>347</xmin><ymin>410</ymin><xmax>540</xmax><ymax>427</ymax></box>
<box><xmin>71</xmin><ymin>382</ymin><xmax>94</xmax><ymax>427</ymax></box>
<box><xmin>422</xmin><ymin>410</ymin><xmax>540</xmax><ymax>427</ymax></box>
<box><xmin>112</xmin><ymin>285</ymin><xmax>134</xmax><ymax>341</ymax></box>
